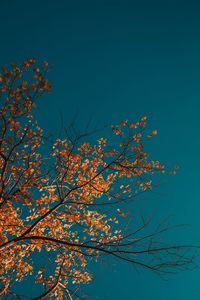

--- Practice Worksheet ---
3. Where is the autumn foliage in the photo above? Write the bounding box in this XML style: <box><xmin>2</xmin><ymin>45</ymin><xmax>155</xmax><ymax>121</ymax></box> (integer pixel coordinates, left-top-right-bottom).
<box><xmin>0</xmin><ymin>59</ymin><xmax>196</xmax><ymax>299</ymax></box>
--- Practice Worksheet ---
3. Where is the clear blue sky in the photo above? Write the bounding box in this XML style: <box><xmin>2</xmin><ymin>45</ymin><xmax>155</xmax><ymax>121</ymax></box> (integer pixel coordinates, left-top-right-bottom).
<box><xmin>1</xmin><ymin>1</ymin><xmax>200</xmax><ymax>299</ymax></box>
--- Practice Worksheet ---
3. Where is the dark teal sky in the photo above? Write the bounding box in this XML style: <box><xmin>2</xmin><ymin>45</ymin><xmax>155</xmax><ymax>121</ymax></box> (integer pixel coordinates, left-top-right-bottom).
<box><xmin>1</xmin><ymin>1</ymin><xmax>200</xmax><ymax>299</ymax></box>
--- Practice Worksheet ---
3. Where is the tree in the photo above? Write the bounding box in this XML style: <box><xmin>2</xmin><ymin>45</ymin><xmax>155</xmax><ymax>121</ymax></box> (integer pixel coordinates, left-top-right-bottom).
<box><xmin>0</xmin><ymin>59</ymin><xmax>197</xmax><ymax>299</ymax></box>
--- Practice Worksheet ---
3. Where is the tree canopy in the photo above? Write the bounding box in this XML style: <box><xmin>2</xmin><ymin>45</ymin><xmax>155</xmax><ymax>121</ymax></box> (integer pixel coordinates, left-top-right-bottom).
<box><xmin>0</xmin><ymin>59</ymin><xmax>196</xmax><ymax>299</ymax></box>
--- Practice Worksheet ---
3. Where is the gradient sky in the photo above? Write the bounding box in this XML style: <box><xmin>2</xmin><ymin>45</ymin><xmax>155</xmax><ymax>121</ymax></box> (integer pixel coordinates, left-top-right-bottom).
<box><xmin>1</xmin><ymin>1</ymin><xmax>200</xmax><ymax>299</ymax></box>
